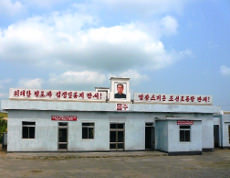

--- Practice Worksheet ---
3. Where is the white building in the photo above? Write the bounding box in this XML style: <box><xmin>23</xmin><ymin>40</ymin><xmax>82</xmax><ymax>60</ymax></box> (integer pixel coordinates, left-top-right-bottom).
<box><xmin>1</xmin><ymin>77</ymin><xmax>230</xmax><ymax>155</ymax></box>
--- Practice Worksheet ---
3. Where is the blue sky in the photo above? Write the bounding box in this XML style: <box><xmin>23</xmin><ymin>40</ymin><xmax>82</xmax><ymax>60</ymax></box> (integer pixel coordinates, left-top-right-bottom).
<box><xmin>0</xmin><ymin>0</ymin><xmax>230</xmax><ymax>110</ymax></box>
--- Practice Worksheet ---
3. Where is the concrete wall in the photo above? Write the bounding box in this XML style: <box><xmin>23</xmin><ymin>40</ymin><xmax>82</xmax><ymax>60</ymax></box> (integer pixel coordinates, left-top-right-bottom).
<box><xmin>202</xmin><ymin>116</ymin><xmax>214</xmax><ymax>150</ymax></box>
<box><xmin>7</xmin><ymin>110</ymin><xmax>215</xmax><ymax>152</ymax></box>
<box><xmin>223</xmin><ymin>113</ymin><xmax>230</xmax><ymax>147</ymax></box>
<box><xmin>168</xmin><ymin>120</ymin><xmax>202</xmax><ymax>152</ymax></box>
<box><xmin>7</xmin><ymin>110</ymin><xmax>156</xmax><ymax>152</ymax></box>
<box><xmin>155</xmin><ymin>120</ymin><xmax>168</xmax><ymax>152</ymax></box>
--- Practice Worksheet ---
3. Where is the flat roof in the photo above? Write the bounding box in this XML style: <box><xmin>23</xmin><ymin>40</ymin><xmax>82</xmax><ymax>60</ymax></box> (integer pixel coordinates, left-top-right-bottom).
<box><xmin>1</xmin><ymin>100</ymin><xmax>220</xmax><ymax>114</ymax></box>
<box><xmin>110</xmin><ymin>77</ymin><xmax>130</xmax><ymax>80</ymax></box>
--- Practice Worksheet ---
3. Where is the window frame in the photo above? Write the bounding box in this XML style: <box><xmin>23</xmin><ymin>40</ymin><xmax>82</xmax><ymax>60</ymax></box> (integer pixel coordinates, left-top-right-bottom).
<box><xmin>82</xmin><ymin>122</ymin><xmax>95</xmax><ymax>139</ymax></box>
<box><xmin>179</xmin><ymin>125</ymin><xmax>191</xmax><ymax>142</ymax></box>
<box><xmin>22</xmin><ymin>121</ymin><xmax>36</xmax><ymax>139</ymax></box>
<box><xmin>228</xmin><ymin>125</ymin><xmax>230</xmax><ymax>144</ymax></box>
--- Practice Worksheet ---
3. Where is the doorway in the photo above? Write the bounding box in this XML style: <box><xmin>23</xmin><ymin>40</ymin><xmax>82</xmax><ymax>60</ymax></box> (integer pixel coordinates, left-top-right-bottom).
<box><xmin>214</xmin><ymin>125</ymin><xmax>219</xmax><ymax>148</ymax></box>
<box><xmin>145</xmin><ymin>123</ymin><xmax>155</xmax><ymax>150</ymax></box>
<box><xmin>110</xmin><ymin>123</ymin><xmax>125</xmax><ymax>151</ymax></box>
<box><xmin>58</xmin><ymin>122</ymin><xmax>68</xmax><ymax>150</ymax></box>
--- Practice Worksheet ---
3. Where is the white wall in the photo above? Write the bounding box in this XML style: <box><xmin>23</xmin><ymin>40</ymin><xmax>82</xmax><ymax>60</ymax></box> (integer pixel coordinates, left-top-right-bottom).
<box><xmin>168</xmin><ymin>120</ymin><xmax>202</xmax><ymax>152</ymax></box>
<box><xmin>7</xmin><ymin>111</ymin><xmax>156</xmax><ymax>151</ymax></box>
<box><xmin>202</xmin><ymin>116</ymin><xmax>214</xmax><ymax>149</ymax></box>
<box><xmin>223</xmin><ymin>114</ymin><xmax>230</xmax><ymax>147</ymax></box>
<box><xmin>155</xmin><ymin>121</ymin><xmax>168</xmax><ymax>152</ymax></box>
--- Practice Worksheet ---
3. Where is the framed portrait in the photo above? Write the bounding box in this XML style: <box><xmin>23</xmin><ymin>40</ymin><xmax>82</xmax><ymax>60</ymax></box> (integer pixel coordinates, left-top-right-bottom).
<box><xmin>114</xmin><ymin>82</ymin><xmax>127</xmax><ymax>99</ymax></box>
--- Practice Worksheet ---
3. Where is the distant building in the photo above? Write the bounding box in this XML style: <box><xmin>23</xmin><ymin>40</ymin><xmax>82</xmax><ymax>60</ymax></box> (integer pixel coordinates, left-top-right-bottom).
<box><xmin>1</xmin><ymin>77</ymin><xmax>230</xmax><ymax>154</ymax></box>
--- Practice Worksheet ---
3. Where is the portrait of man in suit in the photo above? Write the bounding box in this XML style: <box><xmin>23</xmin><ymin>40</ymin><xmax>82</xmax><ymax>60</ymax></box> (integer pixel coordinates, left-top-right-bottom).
<box><xmin>114</xmin><ymin>83</ymin><xmax>126</xmax><ymax>99</ymax></box>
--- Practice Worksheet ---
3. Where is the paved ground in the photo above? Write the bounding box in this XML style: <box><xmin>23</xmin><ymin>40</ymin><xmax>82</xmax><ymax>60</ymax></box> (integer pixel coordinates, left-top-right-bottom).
<box><xmin>0</xmin><ymin>149</ymin><xmax>230</xmax><ymax>178</ymax></box>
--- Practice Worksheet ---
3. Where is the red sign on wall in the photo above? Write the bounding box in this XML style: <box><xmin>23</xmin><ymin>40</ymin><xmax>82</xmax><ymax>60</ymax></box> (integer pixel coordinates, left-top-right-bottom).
<box><xmin>117</xmin><ymin>103</ymin><xmax>129</xmax><ymax>111</ymax></box>
<box><xmin>177</xmin><ymin>120</ymin><xmax>194</xmax><ymax>125</ymax></box>
<box><xmin>51</xmin><ymin>115</ymin><xmax>77</xmax><ymax>121</ymax></box>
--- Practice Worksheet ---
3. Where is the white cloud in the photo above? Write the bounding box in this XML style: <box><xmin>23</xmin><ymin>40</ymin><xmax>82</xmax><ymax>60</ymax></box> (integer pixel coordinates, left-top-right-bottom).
<box><xmin>109</xmin><ymin>70</ymin><xmax>148</xmax><ymax>84</ymax></box>
<box><xmin>220</xmin><ymin>65</ymin><xmax>230</xmax><ymax>76</ymax></box>
<box><xmin>0</xmin><ymin>12</ymin><xmax>189</xmax><ymax>73</ymax></box>
<box><xmin>48</xmin><ymin>71</ymin><xmax>106</xmax><ymax>89</ymax></box>
<box><xmin>160</xmin><ymin>16</ymin><xmax>178</xmax><ymax>35</ymax></box>
<box><xmin>18</xmin><ymin>78</ymin><xmax>43</xmax><ymax>89</ymax></box>
<box><xmin>93</xmin><ymin>0</ymin><xmax>188</xmax><ymax>14</ymax></box>
<box><xmin>0</xmin><ymin>0</ymin><xmax>23</xmax><ymax>16</ymax></box>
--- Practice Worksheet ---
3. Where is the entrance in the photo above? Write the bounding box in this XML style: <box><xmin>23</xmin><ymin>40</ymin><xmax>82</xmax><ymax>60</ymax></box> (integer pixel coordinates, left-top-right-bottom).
<box><xmin>58</xmin><ymin>122</ymin><xmax>68</xmax><ymax>150</ymax></box>
<box><xmin>145</xmin><ymin>123</ymin><xmax>155</xmax><ymax>150</ymax></box>
<box><xmin>214</xmin><ymin>125</ymin><xmax>219</xmax><ymax>148</ymax></box>
<box><xmin>110</xmin><ymin>123</ymin><xmax>125</xmax><ymax>151</ymax></box>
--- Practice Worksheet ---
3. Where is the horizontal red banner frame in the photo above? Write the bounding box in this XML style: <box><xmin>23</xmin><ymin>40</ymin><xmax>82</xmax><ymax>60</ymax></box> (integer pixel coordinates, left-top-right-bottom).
<box><xmin>177</xmin><ymin>120</ymin><xmax>193</xmax><ymax>125</ymax></box>
<box><xmin>51</xmin><ymin>115</ymin><xmax>77</xmax><ymax>121</ymax></box>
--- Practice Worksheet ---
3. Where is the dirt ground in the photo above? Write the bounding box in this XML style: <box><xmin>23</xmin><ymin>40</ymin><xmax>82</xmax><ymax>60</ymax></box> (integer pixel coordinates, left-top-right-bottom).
<box><xmin>0</xmin><ymin>149</ymin><xmax>229</xmax><ymax>178</ymax></box>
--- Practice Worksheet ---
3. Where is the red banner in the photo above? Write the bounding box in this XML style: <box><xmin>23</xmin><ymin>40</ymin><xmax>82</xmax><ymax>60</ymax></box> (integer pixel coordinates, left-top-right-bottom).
<box><xmin>177</xmin><ymin>120</ymin><xmax>193</xmax><ymax>125</ymax></box>
<box><xmin>51</xmin><ymin>115</ymin><xmax>77</xmax><ymax>121</ymax></box>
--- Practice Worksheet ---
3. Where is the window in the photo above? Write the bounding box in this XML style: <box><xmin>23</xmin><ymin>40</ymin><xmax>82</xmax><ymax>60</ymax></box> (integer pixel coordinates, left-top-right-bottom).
<box><xmin>229</xmin><ymin>125</ymin><xmax>230</xmax><ymax>144</ymax></box>
<box><xmin>22</xmin><ymin>121</ymin><xmax>35</xmax><ymax>139</ymax></box>
<box><xmin>82</xmin><ymin>123</ymin><xmax>94</xmax><ymax>139</ymax></box>
<box><xmin>179</xmin><ymin>125</ymin><xmax>191</xmax><ymax>142</ymax></box>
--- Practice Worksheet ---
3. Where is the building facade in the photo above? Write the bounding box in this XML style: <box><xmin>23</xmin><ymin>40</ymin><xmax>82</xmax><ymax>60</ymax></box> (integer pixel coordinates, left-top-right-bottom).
<box><xmin>1</xmin><ymin>77</ymin><xmax>230</xmax><ymax>154</ymax></box>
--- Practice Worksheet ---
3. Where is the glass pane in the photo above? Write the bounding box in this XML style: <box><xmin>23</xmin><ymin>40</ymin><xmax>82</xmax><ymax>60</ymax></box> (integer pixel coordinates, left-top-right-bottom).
<box><xmin>110</xmin><ymin>144</ymin><xmax>116</xmax><ymax>149</ymax></box>
<box><xmin>180</xmin><ymin>126</ymin><xmax>190</xmax><ymax>129</ymax></box>
<box><xmin>29</xmin><ymin>127</ymin><xmax>35</xmax><ymax>138</ymax></box>
<box><xmin>185</xmin><ymin>131</ymin><xmax>190</xmax><ymax>141</ymax></box>
<box><xmin>118</xmin><ymin>131</ymin><xmax>124</xmax><ymax>142</ymax></box>
<box><xmin>59</xmin><ymin>144</ymin><xmax>67</xmax><ymax>149</ymax></box>
<box><xmin>146</xmin><ymin>123</ymin><xmax>153</xmax><ymax>127</ymax></box>
<box><xmin>59</xmin><ymin>128</ymin><xmax>67</xmax><ymax>142</ymax></box>
<box><xmin>110</xmin><ymin>131</ymin><xmax>116</xmax><ymax>142</ymax></box>
<box><xmin>110</xmin><ymin>124</ymin><xmax>116</xmax><ymax>129</ymax></box>
<box><xmin>59</xmin><ymin>122</ymin><xmax>67</xmax><ymax>126</ymax></box>
<box><xmin>117</xmin><ymin>124</ymin><xmax>124</xmax><ymax>129</ymax></box>
<box><xmin>22</xmin><ymin>121</ymin><xmax>35</xmax><ymax>126</ymax></box>
<box><xmin>118</xmin><ymin>143</ymin><xmax>124</xmax><ymax>149</ymax></box>
<box><xmin>180</xmin><ymin>130</ymin><xmax>184</xmax><ymax>141</ymax></box>
<box><xmin>82</xmin><ymin>123</ymin><xmax>94</xmax><ymax>126</ymax></box>
<box><xmin>82</xmin><ymin>128</ymin><xmax>88</xmax><ymax>139</ymax></box>
<box><xmin>22</xmin><ymin>127</ymin><xmax>28</xmax><ymax>138</ymax></box>
<box><xmin>89</xmin><ymin>128</ymin><xmax>94</xmax><ymax>138</ymax></box>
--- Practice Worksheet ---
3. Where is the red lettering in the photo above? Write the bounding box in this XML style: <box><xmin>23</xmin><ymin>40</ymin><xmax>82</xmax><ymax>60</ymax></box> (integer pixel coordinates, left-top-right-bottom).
<box><xmin>150</xmin><ymin>94</ymin><xmax>156</xmax><ymax>101</ymax></box>
<box><xmin>68</xmin><ymin>92</ymin><xmax>72</xmax><ymax>99</ymax></box>
<box><xmin>73</xmin><ymin>92</ymin><xmax>78</xmax><ymax>98</ymax></box>
<box><xmin>79</xmin><ymin>92</ymin><xmax>84</xmax><ymax>99</ymax></box>
<box><xmin>175</xmin><ymin>96</ymin><xmax>180</xmax><ymax>102</ymax></box>
<box><xmin>34</xmin><ymin>90</ymin><xmax>40</xmax><ymax>97</ymax></box>
<box><xmin>156</xmin><ymin>95</ymin><xmax>161</xmax><ymax>101</ymax></box>
<box><xmin>40</xmin><ymin>91</ymin><xmax>45</xmax><ymax>97</ymax></box>
<box><xmin>87</xmin><ymin>92</ymin><xmax>92</xmax><ymax>99</ymax></box>
<box><xmin>14</xmin><ymin>90</ymin><xmax>20</xmax><ymax>97</ymax></box>
<box><xmin>56</xmin><ymin>91</ymin><xmax>61</xmax><ymax>98</ymax></box>
<box><xmin>46</xmin><ymin>91</ymin><xmax>52</xmax><ymax>98</ymax></box>
<box><xmin>145</xmin><ymin>94</ymin><xmax>150</xmax><ymax>101</ymax></box>
<box><xmin>93</xmin><ymin>93</ymin><xmax>99</xmax><ymax>99</ymax></box>
<box><xmin>185</xmin><ymin>96</ymin><xmax>190</xmax><ymax>102</ymax></box>
<box><xmin>138</xmin><ymin>94</ymin><xmax>144</xmax><ymax>100</ymax></box>
<box><xmin>62</xmin><ymin>91</ymin><xmax>67</xmax><ymax>98</ymax></box>
<box><xmin>26</xmin><ymin>90</ymin><xmax>31</xmax><ymax>98</ymax></box>
<box><xmin>168</xmin><ymin>95</ymin><xmax>174</xmax><ymax>102</ymax></box>
<box><xmin>20</xmin><ymin>90</ymin><xmax>25</xmax><ymax>96</ymax></box>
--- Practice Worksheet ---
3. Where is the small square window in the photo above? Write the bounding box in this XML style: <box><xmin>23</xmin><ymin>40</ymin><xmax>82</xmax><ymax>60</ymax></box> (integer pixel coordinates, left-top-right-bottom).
<box><xmin>179</xmin><ymin>125</ymin><xmax>191</xmax><ymax>142</ymax></box>
<box><xmin>82</xmin><ymin>123</ymin><xmax>94</xmax><ymax>139</ymax></box>
<box><xmin>22</xmin><ymin>121</ymin><xmax>35</xmax><ymax>139</ymax></box>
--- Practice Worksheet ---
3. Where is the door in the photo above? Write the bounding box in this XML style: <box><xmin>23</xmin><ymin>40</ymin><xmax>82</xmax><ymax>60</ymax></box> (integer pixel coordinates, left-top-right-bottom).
<box><xmin>110</xmin><ymin>123</ymin><xmax>125</xmax><ymax>151</ymax></box>
<box><xmin>58</xmin><ymin>122</ymin><xmax>68</xmax><ymax>150</ymax></box>
<box><xmin>145</xmin><ymin>123</ymin><xmax>155</xmax><ymax>150</ymax></box>
<box><xmin>214</xmin><ymin>125</ymin><xmax>219</xmax><ymax>148</ymax></box>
